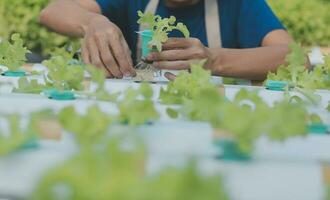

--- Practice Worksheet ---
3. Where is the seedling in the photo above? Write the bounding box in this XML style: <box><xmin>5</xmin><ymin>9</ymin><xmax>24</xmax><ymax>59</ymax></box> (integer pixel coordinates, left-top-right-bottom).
<box><xmin>118</xmin><ymin>83</ymin><xmax>160</xmax><ymax>126</ymax></box>
<box><xmin>159</xmin><ymin>60</ymin><xmax>216</xmax><ymax>105</ymax></box>
<box><xmin>0</xmin><ymin>110</ymin><xmax>53</xmax><ymax>156</ymax></box>
<box><xmin>0</xmin><ymin>33</ymin><xmax>29</xmax><ymax>77</ymax></box>
<box><xmin>137</xmin><ymin>10</ymin><xmax>190</xmax><ymax>53</ymax></box>
<box><xmin>266</xmin><ymin>43</ymin><xmax>330</xmax><ymax>90</ymax></box>
<box><xmin>13</xmin><ymin>44</ymin><xmax>118</xmax><ymax>102</ymax></box>
<box><xmin>32</xmin><ymin>131</ymin><xmax>228</xmax><ymax>200</ymax></box>
<box><xmin>135</xmin><ymin>11</ymin><xmax>190</xmax><ymax>81</ymax></box>
<box><xmin>161</xmin><ymin>61</ymin><xmax>310</xmax><ymax>154</ymax></box>
<box><xmin>58</xmin><ymin>105</ymin><xmax>113</xmax><ymax>147</ymax></box>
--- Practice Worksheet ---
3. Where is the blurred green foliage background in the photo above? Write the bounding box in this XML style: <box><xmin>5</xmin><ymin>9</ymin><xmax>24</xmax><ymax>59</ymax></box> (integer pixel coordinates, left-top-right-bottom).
<box><xmin>268</xmin><ymin>0</ymin><xmax>330</xmax><ymax>47</ymax></box>
<box><xmin>0</xmin><ymin>0</ymin><xmax>329</xmax><ymax>57</ymax></box>
<box><xmin>0</xmin><ymin>0</ymin><xmax>71</xmax><ymax>57</ymax></box>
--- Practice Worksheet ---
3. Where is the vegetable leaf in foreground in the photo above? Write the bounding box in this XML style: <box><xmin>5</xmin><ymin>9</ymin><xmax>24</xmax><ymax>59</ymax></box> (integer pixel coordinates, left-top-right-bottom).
<box><xmin>13</xmin><ymin>77</ymin><xmax>49</xmax><ymax>94</ymax></box>
<box><xmin>58</xmin><ymin>105</ymin><xmax>112</xmax><ymax>147</ymax></box>
<box><xmin>32</xmin><ymin>133</ymin><xmax>228</xmax><ymax>200</ymax></box>
<box><xmin>0</xmin><ymin>110</ymin><xmax>52</xmax><ymax>156</ymax></box>
<box><xmin>118</xmin><ymin>83</ymin><xmax>159</xmax><ymax>126</ymax></box>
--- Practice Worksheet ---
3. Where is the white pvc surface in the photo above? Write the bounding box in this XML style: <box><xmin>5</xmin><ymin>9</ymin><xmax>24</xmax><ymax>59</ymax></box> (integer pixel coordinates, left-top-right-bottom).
<box><xmin>0</xmin><ymin>68</ymin><xmax>330</xmax><ymax>200</ymax></box>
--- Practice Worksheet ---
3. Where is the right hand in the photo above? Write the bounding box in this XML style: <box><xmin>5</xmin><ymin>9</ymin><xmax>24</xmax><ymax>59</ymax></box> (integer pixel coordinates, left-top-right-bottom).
<box><xmin>81</xmin><ymin>15</ymin><xmax>136</xmax><ymax>78</ymax></box>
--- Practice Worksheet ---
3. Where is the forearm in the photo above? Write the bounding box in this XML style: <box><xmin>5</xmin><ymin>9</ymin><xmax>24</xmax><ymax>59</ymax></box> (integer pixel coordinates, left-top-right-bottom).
<box><xmin>39</xmin><ymin>0</ymin><xmax>103</xmax><ymax>37</ymax></box>
<box><xmin>210</xmin><ymin>45</ymin><xmax>290</xmax><ymax>81</ymax></box>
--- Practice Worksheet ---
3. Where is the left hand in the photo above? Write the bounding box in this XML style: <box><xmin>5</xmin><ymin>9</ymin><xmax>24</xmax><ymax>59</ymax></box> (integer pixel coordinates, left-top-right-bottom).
<box><xmin>145</xmin><ymin>38</ymin><xmax>213</xmax><ymax>71</ymax></box>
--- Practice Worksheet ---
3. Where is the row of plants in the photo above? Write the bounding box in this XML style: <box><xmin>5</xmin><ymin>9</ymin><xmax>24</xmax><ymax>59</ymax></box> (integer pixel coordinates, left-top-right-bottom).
<box><xmin>268</xmin><ymin>0</ymin><xmax>330</xmax><ymax>46</ymax></box>
<box><xmin>0</xmin><ymin>106</ymin><xmax>229</xmax><ymax>199</ymax></box>
<box><xmin>1</xmin><ymin>38</ymin><xmax>328</xmax><ymax>154</ymax></box>
<box><xmin>266</xmin><ymin>43</ymin><xmax>330</xmax><ymax>90</ymax></box>
<box><xmin>1</xmin><ymin>12</ymin><xmax>329</xmax><ymax>155</ymax></box>
<box><xmin>0</xmin><ymin>11</ymin><xmax>330</xmax><ymax>198</ymax></box>
<box><xmin>0</xmin><ymin>54</ymin><xmax>328</xmax><ymax>198</ymax></box>
<box><xmin>31</xmin><ymin>106</ymin><xmax>229</xmax><ymax>199</ymax></box>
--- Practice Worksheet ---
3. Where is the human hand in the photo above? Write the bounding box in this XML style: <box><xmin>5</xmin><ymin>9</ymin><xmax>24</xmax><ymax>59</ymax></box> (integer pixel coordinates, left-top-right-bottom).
<box><xmin>145</xmin><ymin>38</ymin><xmax>213</xmax><ymax>71</ymax></box>
<box><xmin>81</xmin><ymin>15</ymin><xmax>136</xmax><ymax>78</ymax></box>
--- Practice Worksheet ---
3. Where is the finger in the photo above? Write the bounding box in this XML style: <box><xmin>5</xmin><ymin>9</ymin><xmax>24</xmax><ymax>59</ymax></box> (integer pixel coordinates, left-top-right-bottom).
<box><xmin>162</xmin><ymin>38</ymin><xmax>194</xmax><ymax>50</ymax></box>
<box><xmin>87</xmin><ymin>38</ymin><xmax>113</xmax><ymax>78</ymax></box>
<box><xmin>87</xmin><ymin>38</ymin><xmax>104</xmax><ymax>68</ymax></box>
<box><xmin>81</xmin><ymin>40</ymin><xmax>91</xmax><ymax>64</ymax></box>
<box><xmin>146</xmin><ymin>49</ymin><xmax>193</xmax><ymax>62</ymax></box>
<box><xmin>164</xmin><ymin>72</ymin><xmax>177</xmax><ymax>81</ymax></box>
<box><xmin>153</xmin><ymin>61</ymin><xmax>190</xmax><ymax>70</ymax></box>
<box><xmin>108</xmin><ymin>33</ymin><xmax>135</xmax><ymax>76</ymax></box>
<box><xmin>121</xmin><ymin>39</ymin><xmax>136</xmax><ymax>76</ymax></box>
<box><xmin>95</xmin><ymin>36</ymin><xmax>123</xmax><ymax>78</ymax></box>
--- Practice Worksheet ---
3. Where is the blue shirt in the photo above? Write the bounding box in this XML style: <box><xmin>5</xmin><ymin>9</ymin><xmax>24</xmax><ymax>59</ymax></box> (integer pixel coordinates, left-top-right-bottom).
<box><xmin>96</xmin><ymin>0</ymin><xmax>285</xmax><ymax>62</ymax></box>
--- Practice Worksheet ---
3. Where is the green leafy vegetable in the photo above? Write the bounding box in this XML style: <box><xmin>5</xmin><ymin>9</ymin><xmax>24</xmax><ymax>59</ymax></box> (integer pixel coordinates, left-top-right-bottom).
<box><xmin>178</xmin><ymin>88</ymin><xmax>309</xmax><ymax>153</ymax></box>
<box><xmin>137</xmin><ymin>10</ymin><xmax>190</xmax><ymax>51</ymax></box>
<box><xmin>0</xmin><ymin>110</ymin><xmax>51</xmax><ymax>156</ymax></box>
<box><xmin>159</xmin><ymin>60</ymin><xmax>216</xmax><ymax>105</ymax></box>
<box><xmin>0</xmin><ymin>33</ymin><xmax>29</xmax><ymax>71</ymax></box>
<box><xmin>118</xmin><ymin>83</ymin><xmax>159</xmax><ymax>126</ymax></box>
<box><xmin>42</xmin><ymin>56</ymin><xmax>85</xmax><ymax>91</ymax></box>
<box><xmin>160</xmin><ymin>60</ymin><xmax>309</xmax><ymax>153</ymax></box>
<box><xmin>58</xmin><ymin>105</ymin><xmax>113</xmax><ymax>147</ymax></box>
<box><xmin>0</xmin><ymin>114</ymin><xmax>32</xmax><ymax>156</ymax></box>
<box><xmin>32</xmin><ymin>133</ymin><xmax>228</xmax><ymax>200</ymax></box>
<box><xmin>267</xmin><ymin>43</ymin><xmax>330</xmax><ymax>90</ymax></box>
<box><xmin>13</xmin><ymin>77</ymin><xmax>49</xmax><ymax>94</ymax></box>
<box><xmin>77</xmin><ymin>65</ymin><xmax>119</xmax><ymax>102</ymax></box>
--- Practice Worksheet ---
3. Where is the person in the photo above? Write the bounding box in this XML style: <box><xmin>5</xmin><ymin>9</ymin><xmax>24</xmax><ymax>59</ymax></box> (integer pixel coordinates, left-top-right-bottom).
<box><xmin>39</xmin><ymin>0</ymin><xmax>294</xmax><ymax>80</ymax></box>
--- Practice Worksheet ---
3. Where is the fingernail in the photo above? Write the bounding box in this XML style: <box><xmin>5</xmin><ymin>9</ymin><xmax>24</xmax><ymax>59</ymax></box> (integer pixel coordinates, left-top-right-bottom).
<box><xmin>123</xmin><ymin>72</ymin><xmax>132</xmax><ymax>77</ymax></box>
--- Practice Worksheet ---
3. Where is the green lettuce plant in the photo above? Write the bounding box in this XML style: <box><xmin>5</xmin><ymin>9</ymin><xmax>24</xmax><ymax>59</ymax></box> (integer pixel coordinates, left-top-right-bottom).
<box><xmin>159</xmin><ymin>60</ymin><xmax>216</xmax><ymax>105</ymax></box>
<box><xmin>267</xmin><ymin>43</ymin><xmax>330</xmax><ymax>90</ymax></box>
<box><xmin>0</xmin><ymin>33</ymin><xmax>29</xmax><ymax>72</ymax></box>
<box><xmin>0</xmin><ymin>110</ymin><xmax>54</xmax><ymax>156</ymax></box>
<box><xmin>31</xmin><ymin>131</ymin><xmax>228</xmax><ymax>200</ymax></box>
<box><xmin>118</xmin><ymin>83</ymin><xmax>160</xmax><ymax>126</ymax></box>
<box><xmin>161</xmin><ymin>61</ymin><xmax>310</xmax><ymax>153</ymax></box>
<box><xmin>137</xmin><ymin>10</ymin><xmax>190</xmax><ymax>52</ymax></box>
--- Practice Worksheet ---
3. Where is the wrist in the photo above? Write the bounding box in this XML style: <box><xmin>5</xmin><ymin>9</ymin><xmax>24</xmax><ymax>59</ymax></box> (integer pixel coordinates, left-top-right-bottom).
<box><xmin>207</xmin><ymin>48</ymin><xmax>227</xmax><ymax>76</ymax></box>
<box><xmin>80</xmin><ymin>14</ymin><xmax>108</xmax><ymax>36</ymax></box>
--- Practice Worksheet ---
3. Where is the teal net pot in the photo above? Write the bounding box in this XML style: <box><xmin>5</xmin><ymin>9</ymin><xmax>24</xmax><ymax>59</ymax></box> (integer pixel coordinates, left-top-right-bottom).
<box><xmin>138</xmin><ymin>30</ymin><xmax>154</xmax><ymax>58</ymax></box>
<box><xmin>43</xmin><ymin>89</ymin><xmax>76</xmax><ymax>101</ymax></box>
<box><xmin>214</xmin><ymin>140</ymin><xmax>251</xmax><ymax>161</ymax></box>
<box><xmin>2</xmin><ymin>70</ymin><xmax>26</xmax><ymax>77</ymax></box>
<box><xmin>265</xmin><ymin>80</ymin><xmax>290</xmax><ymax>91</ymax></box>
<box><xmin>308</xmin><ymin>123</ymin><xmax>329</xmax><ymax>134</ymax></box>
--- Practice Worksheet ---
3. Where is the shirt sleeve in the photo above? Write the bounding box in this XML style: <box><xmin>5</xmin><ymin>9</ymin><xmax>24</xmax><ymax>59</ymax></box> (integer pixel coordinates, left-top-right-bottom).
<box><xmin>237</xmin><ymin>0</ymin><xmax>285</xmax><ymax>48</ymax></box>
